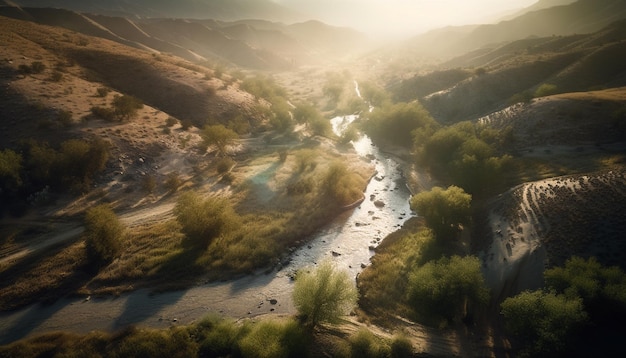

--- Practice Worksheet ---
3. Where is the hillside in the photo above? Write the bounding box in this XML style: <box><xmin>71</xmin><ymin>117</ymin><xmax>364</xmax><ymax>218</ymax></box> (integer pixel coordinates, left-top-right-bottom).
<box><xmin>0</xmin><ymin>6</ymin><xmax>371</xmax><ymax>70</ymax></box>
<box><xmin>404</xmin><ymin>0</ymin><xmax>626</xmax><ymax>59</ymax></box>
<box><xmin>392</xmin><ymin>20</ymin><xmax>626</xmax><ymax>123</ymax></box>
<box><xmin>1</xmin><ymin>0</ymin><xmax>305</xmax><ymax>23</ymax></box>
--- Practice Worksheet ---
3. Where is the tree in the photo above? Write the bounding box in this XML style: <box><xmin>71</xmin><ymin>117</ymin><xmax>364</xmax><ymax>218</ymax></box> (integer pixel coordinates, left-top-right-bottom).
<box><xmin>84</xmin><ymin>204</ymin><xmax>124</xmax><ymax>265</ymax></box>
<box><xmin>408</xmin><ymin>255</ymin><xmax>489</xmax><ymax>324</ymax></box>
<box><xmin>201</xmin><ymin>124</ymin><xmax>238</xmax><ymax>156</ymax></box>
<box><xmin>501</xmin><ymin>290</ymin><xmax>587</xmax><ymax>357</ymax></box>
<box><xmin>323</xmin><ymin>161</ymin><xmax>366</xmax><ymax>206</ymax></box>
<box><xmin>293</xmin><ymin>260</ymin><xmax>358</xmax><ymax>328</ymax></box>
<box><xmin>174</xmin><ymin>191</ymin><xmax>239</xmax><ymax>248</ymax></box>
<box><xmin>410</xmin><ymin>186</ymin><xmax>472</xmax><ymax>239</ymax></box>
<box><xmin>112</xmin><ymin>94</ymin><xmax>143</xmax><ymax>121</ymax></box>
<box><xmin>544</xmin><ymin>256</ymin><xmax>626</xmax><ymax>321</ymax></box>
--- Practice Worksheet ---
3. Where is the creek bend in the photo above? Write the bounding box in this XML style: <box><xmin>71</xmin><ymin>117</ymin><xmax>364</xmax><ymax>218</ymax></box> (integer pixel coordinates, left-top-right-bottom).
<box><xmin>0</xmin><ymin>109</ymin><xmax>415</xmax><ymax>345</ymax></box>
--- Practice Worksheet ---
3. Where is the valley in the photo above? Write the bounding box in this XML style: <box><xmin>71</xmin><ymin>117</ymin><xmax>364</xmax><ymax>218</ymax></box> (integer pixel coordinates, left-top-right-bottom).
<box><xmin>1</xmin><ymin>1</ymin><xmax>626</xmax><ymax>357</ymax></box>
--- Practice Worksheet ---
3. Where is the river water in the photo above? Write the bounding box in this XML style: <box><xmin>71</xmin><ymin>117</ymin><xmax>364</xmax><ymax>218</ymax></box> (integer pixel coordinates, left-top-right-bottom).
<box><xmin>0</xmin><ymin>90</ymin><xmax>414</xmax><ymax>345</ymax></box>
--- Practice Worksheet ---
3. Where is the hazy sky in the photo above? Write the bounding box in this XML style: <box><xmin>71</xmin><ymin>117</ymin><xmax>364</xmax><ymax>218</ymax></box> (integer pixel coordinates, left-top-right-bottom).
<box><xmin>275</xmin><ymin>0</ymin><xmax>540</xmax><ymax>36</ymax></box>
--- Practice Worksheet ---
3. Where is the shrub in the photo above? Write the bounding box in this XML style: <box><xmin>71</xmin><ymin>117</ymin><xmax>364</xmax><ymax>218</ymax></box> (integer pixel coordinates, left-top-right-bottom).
<box><xmin>164</xmin><ymin>172</ymin><xmax>181</xmax><ymax>193</ymax></box>
<box><xmin>84</xmin><ymin>204</ymin><xmax>124</xmax><ymax>265</ymax></box>
<box><xmin>57</xmin><ymin>110</ymin><xmax>73</xmax><ymax>127</ymax></box>
<box><xmin>166</xmin><ymin>117</ymin><xmax>178</xmax><ymax>127</ymax></box>
<box><xmin>216</xmin><ymin>157</ymin><xmax>235</xmax><ymax>174</ymax></box>
<box><xmin>408</xmin><ymin>255</ymin><xmax>489</xmax><ymax>324</ymax></box>
<box><xmin>390</xmin><ymin>334</ymin><xmax>414</xmax><ymax>358</ymax></box>
<box><xmin>237</xmin><ymin>319</ymin><xmax>309</xmax><ymax>358</ymax></box>
<box><xmin>174</xmin><ymin>191</ymin><xmax>239</xmax><ymax>248</ymax></box>
<box><xmin>0</xmin><ymin>149</ymin><xmax>23</xmax><ymax>191</ymax></box>
<box><xmin>201</xmin><ymin>124</ymin><xmax>238</xmax><ymax>156</ymax></box>
<box><xmin>348</xmin><ymin>328</ymin><xmax>390</xmax><ymax>358</ymax></box>
<box><xmin>96</xmin><ymin>87</ymin><xmax>110</xmax><ymax>97</ymax></box>
<box><xmin>48</xmin><ymin>70</ymin><xmax>63</xmax><ymax>82</ymax></box>
<box><xmin>293</xmin><ymin>260</ymin><xmax>358</xmax><ymax>328</ymax></box>
<box><xmin>112</xmin><ymin>94</ymin><xmax>143</xmax><ymax>121</ymax></box>
<box><xmin>534</xmin><ymin>83</ymin><xmax>558</xmax><ymax>98</ymax></box>
<box><xmin>142</xmin><ymin>174</ymin><xmax>157</xmax><ymax>193</ymax></box>
<box><xmin>501</xmin><ymin>290</ymin><xmax>587</xmax><ymax>357</ymax></box>
<box><xmin>91</xmin><ymin>106</ymin><xmax>116</xmax><ymax>121</ymax></box>
<box><xmin>323</xmin><ymin>161</ymin><xmax>366</xmax><ymax>206</ymax></box>
<box><xmin>30</xmin><ymin>61</ymin><xmax>46</xmax><ymax>74</ymax></box>
<box><xmin>409</xmin><ymin>186</ymin><xmax>471</xmax><ymax>240</ymax></box>
<box><xmin>295</xmin><ymin>149</ymin><xmax>317</xmax><ymax>173</ymax></box>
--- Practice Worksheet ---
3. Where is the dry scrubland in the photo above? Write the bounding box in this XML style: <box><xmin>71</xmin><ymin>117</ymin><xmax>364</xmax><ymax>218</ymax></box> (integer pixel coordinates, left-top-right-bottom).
<box><xmin>1</xmin><ymin>6</ymin><xmax>626</xmax><ymax>357</ymax></box>
<box><xmin>0</xmin><ymin>16</ymin><xmax>373</xmax><ymax>311</ymax></box>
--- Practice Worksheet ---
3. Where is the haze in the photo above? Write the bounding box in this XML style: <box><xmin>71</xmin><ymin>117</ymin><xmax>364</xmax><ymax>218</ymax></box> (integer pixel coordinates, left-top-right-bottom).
<box><xmin>276</xmin><ymin>0</ymin><xmax>539</xmax><ymax>36</ymax></box>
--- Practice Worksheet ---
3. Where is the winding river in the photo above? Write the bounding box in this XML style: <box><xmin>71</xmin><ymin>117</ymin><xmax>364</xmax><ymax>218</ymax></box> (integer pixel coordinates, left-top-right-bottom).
<box><xmin>0</xmin><ymin>85</ymin><xmax>414</xmax><ymax>344</ymax></box>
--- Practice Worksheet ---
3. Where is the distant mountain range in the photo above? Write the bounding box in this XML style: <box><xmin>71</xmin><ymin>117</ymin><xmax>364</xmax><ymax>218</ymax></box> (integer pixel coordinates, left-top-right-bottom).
<box><xmin>1</xmin><ymin>0</ymin><xmax>306</xmax><ymax>23</ymax></box>
<box><xmin>0</xmin><ymin>5</ymin><xmax>370</xmax><ymax>70</ymax></box>
<box><xmin>406</xmin><ymin>0</ymin><xmax>626</xmax><ymax>59</ymax></box>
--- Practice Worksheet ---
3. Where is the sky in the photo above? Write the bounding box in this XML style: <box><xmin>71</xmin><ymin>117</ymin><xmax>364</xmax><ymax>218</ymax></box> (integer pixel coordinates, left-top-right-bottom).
<box><xmin>274</xmin><ymin>0</ymin><xmax>540</xmax><ymax>36</ymax></box>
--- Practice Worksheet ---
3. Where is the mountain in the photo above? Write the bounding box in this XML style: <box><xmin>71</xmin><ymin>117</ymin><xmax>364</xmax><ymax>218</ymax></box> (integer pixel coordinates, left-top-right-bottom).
<box><xmin>405</xmin><ymin>0</ymin><xmax>626</xmax><ymax>59</ymax></box>
<box><xmin>1</xmin><ymin>0</ymin><xmax>306</xmax><ymax>23</ymax></box>
<box><xmin>0</xmin><ymin>6</ymin><xmax>371</xmax><ymax>69</ymax></box>
<box><xmin>392</xmin><ymin>19</ymin><xmax>626</xmax><ymax>123</ymax></box>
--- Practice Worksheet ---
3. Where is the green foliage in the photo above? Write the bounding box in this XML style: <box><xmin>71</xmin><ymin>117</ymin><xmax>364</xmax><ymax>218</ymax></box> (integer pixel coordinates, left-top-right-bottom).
<box><xmin>174</xmin><ymin>191</ymin><xmax>239</xmax><ymax>248</ymax></box>
<box><xmin>390</xmin><ymin>334</ymin><xmax>414</xmax><ymax>358</ymax></box>
<box><xmin>365</xmin><ymin>101</ymin><xmax>438</xmax><ymax>147</ymax></box>
<box><xmin>323</xmin><ymin>161</ymin><xmax>366</xmax><ymax>206</ymax></box>
<box><xmin>216</xmin><ymin>157</ymin><xmax>235</xmax><ymax>174</ymax></box>
<box><xmin>293</xmin><ymin>260</ymin><xmax>358</xmax><ymax>328</ymax></box>
<box><xmin>414</xmin><ymin>121</ymin><xmax>512</xmax><ymax>195</ymax></box>
<box><xmin>0</xmin><ymin>149</ymin><xmax>23</xmax><ymax>192</ymax></box>
<box><xmin>241</xmin><ymin>75</ymin><xmax>287</xmax><ymax>100</ymax></box>
<box><xmin>323</xmin><ymin>72</ymin><xmax>347</xmax><ymax>106</ymax></box>
<box><xmin>201</xmin><ymin>124</ymin><xmax>238</xmax><ymax>156</ymax></box>
<box><xmin>19</xmin><ymin>138</ymin><xmax>109</xmax><ymax>193</ymax></box>
<box><xmin>508</xmin><ymin>90</ymin><xmax>534</xmax><ymax>105</ymax></box>
<box><xmin>90</xmin><ymin>105</ymin><xmax>116</xmax><ymax>121</ymax></box>
<box><xmin>57</xmin><ymin>109</ymin><xmax>73</xmax><ymax>127</ymax></box>
<box><xmin>339</xmin><ymin>126</ymin><xmax>359</xmax><ymax>145</ymax></box>
<box><xmin>112</xmin><ymin>94</ymin><xmax>143</xmax><ymax>121</ymax></box>
<box><xmin>295</xmin><ymin>149</ymin><xmax>317</xmax><ymax>173</ymax></box>
<box><xmin>544</xmin><ymin>256</ymin><xmax>626</xmax><ymax>319</ymax></box>
<box><xmin>269</xmin><ymin>99</ymin><xmax>295</xmax><ymax>133</ymax></box>
<box><xmin>348</xmin><ymin>328</ymin><xmax>391</xmax><ymax>358</ymax></box>
<box><xmin>408</xmin><ymin>255</ymin><xmax>489</xmax><ymax>324</ymax></box>
<box><xmin>84</xmin><ymin>204</ymin><xmax>124</xmax><ymax>265</ymax></box>
<box><xmin>534</xmin><ymin>83</ymin><xmax>558</xmax><ymax>97</ymax></box>
<box><xmin>109</xmin><ymin>326</ymin><xmax>196</xmax><ymax>358</ymax></box>
<box><xmin>164</xmin><ymin>172</ymin><xmax>182</xmax><ymax>193</ymax></box>
<box><xmin>295</xmin><ymin>102</ymin><xmax>331</xmax><ymax>136</ymax></box>
<box><xmin>358</xmin><ymin>81</ymin><xmax>390</xmax><ymax>107</ymax></box>
<box><xmin>500</xmin><ymin>290</ymin><xmax>587</xmax><ymax>357</ymax></box>
<box><xmin>237</xmin><ymin>319</ymin><xmax>310</xmax><ymax>358</ymax></box>
<box><xmin>410</xmin><ymin>186</ymin><xmax>471</xmax><ymax>240</ymax></box>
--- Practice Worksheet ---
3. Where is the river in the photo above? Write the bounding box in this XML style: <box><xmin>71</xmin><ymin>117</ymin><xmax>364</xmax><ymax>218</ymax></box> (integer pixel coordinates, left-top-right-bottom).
<box><xmin>0</xmin><ymin>86</ymin><xmax>414</xmax><ymax>345</ymax></box>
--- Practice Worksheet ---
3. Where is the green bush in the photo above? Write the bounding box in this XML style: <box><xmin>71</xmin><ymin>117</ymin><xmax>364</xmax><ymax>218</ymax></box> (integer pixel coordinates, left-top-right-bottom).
<box><xmin>165</xmin><ymin>117</ymin><xmax>178</xmax><ymax>127</ymax></box>
<box><xmin>348</xmin><ymin>328</ymin><xmax>390</xmax><ymax>358</ymax></box>
<box><xmin>409</xmin><ymin>186</ymin><xmax>472</xmax><ymax>240</ymax></box>
<box><xmin>408</xmin><ymin>255</ymin><xmax>489</xmax><ymax>324</ymax></box>
<box><xmin>534</xmin><ymin>83</ymin><xmax>558</xmax><ymax>98</ymax></box>
<box><xmin>174</xmin><ymin>191</ymin><xmax>239</xmax><ymax>248</ymax></box>
<box><xmin>501</xmin><ymin>290</ymin><xmax>587</xmax><ymax>357</ymax></box>
<box><xmin>293</xmin><ymin>260</ymin><xmax>358</xmax><ymax>328</ymax></box>
<box><xmin>216</xmin><ymin>157</ymin><xmax>235</xmax><ymax>174</ymax></box>
<box><xmin>390</xmin><ymin>334</ymin><xmax>413</xmax><ymax>358</ymax></box>
<box><xmin>365</xmin><ymin>101</ymin><xmax>438</xmax><ymax>148</ymax></box>
<box><xmin>84</xmin><ymin>204</ymin><xmax>124</xmax><ymax>265</ymax></box>
<box><xmin>0</xmin><ymin>149</ymin><xmax>23</xmax><ymax>192</ymax></box>
<box><xmin>91</xmin><ymin>106</ymin><xmax>116</xmax><ymax>121</ymax></box>
<box><xmin>112</xmin><ymin>94</ymin><xmax>143</xmax><ymax>121</ymax></box>
<box><xmin>323</xmin><ymin>161</ymin><xmax>366</xmax><ymax>206</ymax></box>
<box><xmin>237</xmin><ymin>319</ymin><xmax>309</xmax><ymax>358</ymax></box>
<box><xmin>201</xmin><ymin>124</ymin><xmax>238</xmax><ymax>156</ymax></box>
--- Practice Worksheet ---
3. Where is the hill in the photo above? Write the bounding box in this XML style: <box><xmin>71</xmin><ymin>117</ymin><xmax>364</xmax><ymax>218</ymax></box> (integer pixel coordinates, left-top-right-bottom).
<box><xmin>404</xmin><ymin>0</ymin><xmax>626</xmax><ymax>59</ymax></box>
<box><xmin>0</xmin><ymin>6</ymin><xmax>371</xmax><ymax>69</ymax></box>
<box><xmin>1</xmin><ymin>0</ymin><xmax>305</xmax><ymax>23</ymax></box>
<box><xmin>391</xmin><ymin>19</ymin><xmax>626</xmax><ymax>123</ymax></box>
